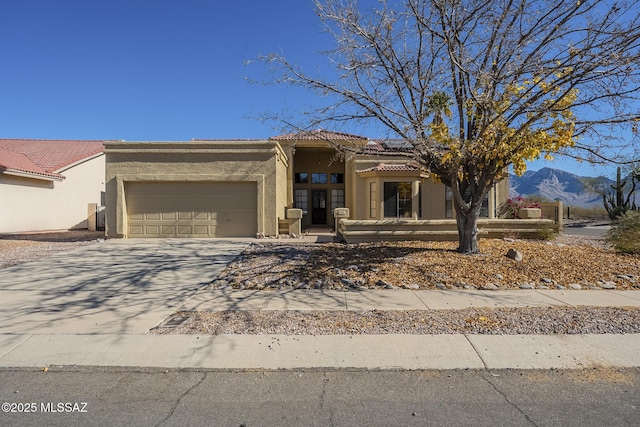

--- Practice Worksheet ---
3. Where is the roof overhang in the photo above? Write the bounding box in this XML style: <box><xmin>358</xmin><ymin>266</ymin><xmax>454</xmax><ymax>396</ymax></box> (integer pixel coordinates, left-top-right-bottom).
<box><xmin>356</xmin><ymin>162</ymin><xmax>430</xmax><ymax>179</ymax></box>
<box><xmin>0</xmin><ymin>167</ymin><xmax>65</xmax><ymax>182</ymax></box>
<box><xmin>357</xmin><ymin>169</ymin><xmax>430</xmax><ymax>179</ymax></box>
<box><xmin>104</xmin><ymin>140</ymin><xmax>290</xmax><ymax>167</ymax></box>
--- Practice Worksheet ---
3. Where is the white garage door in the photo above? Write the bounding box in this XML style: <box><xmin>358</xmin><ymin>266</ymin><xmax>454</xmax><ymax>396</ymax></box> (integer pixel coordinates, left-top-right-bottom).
<box><xmin>126</xmin><ymin>182</ymin><xmax>257</xmax><ymax>238</ymax></box>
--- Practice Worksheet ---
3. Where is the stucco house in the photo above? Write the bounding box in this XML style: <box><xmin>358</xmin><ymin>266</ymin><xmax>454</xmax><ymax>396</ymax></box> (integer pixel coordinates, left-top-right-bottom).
<box><xmin>104</xmin><ymin>131</ymin><xmax>511</xmax><ymax>240</ymax></box>
<box><xmin>0</xmin><ymin>139</ymin><xmax>105</xmax><ymax>233</ymax></box>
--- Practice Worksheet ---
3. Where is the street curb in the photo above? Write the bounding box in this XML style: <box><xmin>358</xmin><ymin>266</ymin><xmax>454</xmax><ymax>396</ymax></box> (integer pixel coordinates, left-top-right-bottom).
<box><xmin>1</xmin><ymin>333</ymin><xmax>638</xmax><ymax>371</ymax></box>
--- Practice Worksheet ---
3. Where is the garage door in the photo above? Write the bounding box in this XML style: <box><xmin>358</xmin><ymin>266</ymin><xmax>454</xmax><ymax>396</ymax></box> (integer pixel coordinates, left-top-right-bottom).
<box><xmin>126</xmin><ymin>182</ymin><xmax>257</xmax><ymax>237</ymax></box>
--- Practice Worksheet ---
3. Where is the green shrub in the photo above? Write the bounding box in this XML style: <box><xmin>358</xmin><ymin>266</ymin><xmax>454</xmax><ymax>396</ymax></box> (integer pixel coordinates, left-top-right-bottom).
<box><xmin>606</xmin><ymin>211</ymin><xmax>640</xmax><ymax>254</ymax></box>
<box><xmin>537</xmin><ymin>223</ymin><xmax>559</xmax><ymax>241</ymax></box>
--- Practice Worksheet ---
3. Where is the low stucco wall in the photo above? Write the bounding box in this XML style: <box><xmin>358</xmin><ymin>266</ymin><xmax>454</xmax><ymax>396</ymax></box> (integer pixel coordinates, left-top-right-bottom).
<box><xmin>338</xmin><ymin>218</ymin><xmax>557</xmax><ymax>244</ymax></box>
<box><xmin>104</xmin><ymin>141</ymin><xmax>288</xmax><ymax>238</ymax></box>
<box><xmin>0</xmin><ymin>155</ymin><xmax>105</xmax><ymax>233</ymax></box>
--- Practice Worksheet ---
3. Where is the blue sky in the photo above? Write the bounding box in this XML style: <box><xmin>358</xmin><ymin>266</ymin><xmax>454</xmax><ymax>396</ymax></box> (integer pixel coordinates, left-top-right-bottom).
<box><xmin>0</xmin><ymin>0</ymin><xmax>620</xmax><ymax>178</ymax></box>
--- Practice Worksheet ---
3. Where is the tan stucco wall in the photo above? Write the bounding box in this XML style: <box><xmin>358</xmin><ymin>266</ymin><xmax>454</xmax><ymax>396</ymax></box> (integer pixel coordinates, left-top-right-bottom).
<box><xmin>421</xmin><ymin>178</ymin><xmax>447</xmax><ymax>219</ymax></box>
<box><xmin>350</xmin><ymin>154</ymin><xmax>431</xmax><ymax>220</ymax></box>
<box><xmin>494</xmin><ymin>174</ymin><xmax>510</xmax><ymax>217</ymax></box>
<box><xmin>0</xmin><ymin>154</ymin><xmax>105</xmax><ymax>232</ymax></box>
<box><xmin>104</xmin><ymin>138</ymin><xmax>510</xmax><ymax>238</ymax></box>
<box><xmin>338</xmin><ymin>218</ymin><xmax>555</xmax><ymax>243</ymax></box>
<box><xmin>353</xmin><ymin>174</ymin><xmax>435</xmax><ymax>220</ymax></box>
<box><xmin>104</xmin><ymin>141</ymin><xmax>287</xmax><ymax>238</ymax></box>
<box><xmin>348</xmin><ymin>154</ymin><xmax>508</xmax><ymax>221</ymax></box>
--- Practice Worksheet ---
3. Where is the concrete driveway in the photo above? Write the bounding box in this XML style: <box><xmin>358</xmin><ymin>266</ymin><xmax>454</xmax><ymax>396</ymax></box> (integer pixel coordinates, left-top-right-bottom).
<box><xmin>0</xmin><ymin>239</ymin><xmax>250</xmax><ymax>334</ymax></box>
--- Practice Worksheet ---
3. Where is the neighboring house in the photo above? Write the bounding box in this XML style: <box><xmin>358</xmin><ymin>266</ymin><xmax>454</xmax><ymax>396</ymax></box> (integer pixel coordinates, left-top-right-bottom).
<box><xmin>0</xmin><ymin>139</ymin><xmax>105</xmax><ymax>233</ymax></box>
<box><xmin>104</xmin><ymin>131</ymin><xmax>509</xmax><ymax>239</ymax></box>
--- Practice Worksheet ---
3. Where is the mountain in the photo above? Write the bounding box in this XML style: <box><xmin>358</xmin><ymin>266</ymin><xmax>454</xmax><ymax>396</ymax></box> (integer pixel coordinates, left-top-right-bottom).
<box><xmin>509</xmin><ymin>167</ymin><xmax>613</xmax><ymax>208</ymax></box>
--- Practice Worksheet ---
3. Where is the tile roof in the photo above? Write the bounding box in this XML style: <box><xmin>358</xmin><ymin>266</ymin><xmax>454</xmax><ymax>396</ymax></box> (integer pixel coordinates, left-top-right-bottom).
<box><xmin>0</xmin><ymin>139</ymin><xmax>104</xmax><ymax>180</ymax></box>
<box><xmin>357</xmin><ymin>162</ymin><xmax>424</xmax><ymax>173</ymax></box>
<box><xmin>270</xmin><ymin>129</ymin><xmax>368</xmax><ymax>141</ymax></box>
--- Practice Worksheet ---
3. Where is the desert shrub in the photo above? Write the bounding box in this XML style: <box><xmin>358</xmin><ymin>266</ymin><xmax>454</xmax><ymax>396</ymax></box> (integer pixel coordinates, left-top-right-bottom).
<box><xmin>537</xmin><ymin>223</ymin><xmax>559</xmax><ymax>241</ymax></box>
<box><xmin>606</xmin><ymin>211</ymin><xmax>640</xmax><ymax>254</ymax></box>
<box><xmin>566</xmin><ymin>205</ymin><xmax>608</xmax><ymax>220</ymax></box>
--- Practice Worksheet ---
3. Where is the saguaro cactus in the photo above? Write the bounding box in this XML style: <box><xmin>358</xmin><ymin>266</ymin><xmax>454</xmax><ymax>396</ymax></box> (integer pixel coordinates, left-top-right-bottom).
<box><xmin>603</xmin><ymin>167</ymin><xmax>637</xmax><ymax>220</ymax></box>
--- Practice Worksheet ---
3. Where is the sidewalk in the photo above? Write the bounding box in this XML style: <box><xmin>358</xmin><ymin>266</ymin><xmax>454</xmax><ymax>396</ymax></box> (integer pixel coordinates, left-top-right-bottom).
<box><xmin>180</xmin><ymin>288</ymin><xmax>640</xmax><ymax>311</ymax></box>
<box><xmin>1</xmin><ymin>289</ymin><xmax>639</xmax><ymax>371</ymax></box>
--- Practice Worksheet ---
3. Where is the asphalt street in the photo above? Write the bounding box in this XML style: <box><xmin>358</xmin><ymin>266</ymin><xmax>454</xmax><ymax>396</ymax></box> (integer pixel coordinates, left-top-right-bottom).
<box><xmin>1</xmin><ymin>367</ymin><xmax>638</xmax><ymax>426</ymax></box>
<box><xmin>562</xmin><ymin>222</ymin><xmax>611</xmax><ymax>237</ymax></box>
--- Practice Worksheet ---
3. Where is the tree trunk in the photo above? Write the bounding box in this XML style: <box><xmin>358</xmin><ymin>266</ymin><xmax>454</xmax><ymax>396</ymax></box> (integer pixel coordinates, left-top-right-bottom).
<box><xmin>456</xmin><ymin>207</ymin><xmax>480</xmax><ymax>254</ymax></box>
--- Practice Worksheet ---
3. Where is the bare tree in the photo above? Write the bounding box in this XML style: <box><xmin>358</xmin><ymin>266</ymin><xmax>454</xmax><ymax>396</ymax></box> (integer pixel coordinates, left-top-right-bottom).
<box><xmin>261</xmin><ymin>0</ymin><xmax>640</xmax><ymax>253</ymax></box>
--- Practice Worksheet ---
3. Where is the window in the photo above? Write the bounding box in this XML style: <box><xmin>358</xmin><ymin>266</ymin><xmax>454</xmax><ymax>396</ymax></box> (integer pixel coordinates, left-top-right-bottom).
<box><xmin>480</xmin><ymin>194</ymin><xmax>489</xmax><ymax>218</ymax></box>
<box><xmin>331</xmin><ymin>189</ymin><xmax>345</xmax><ymax>209</ymax></box>
<box><xmin>295</xmin><ymin>173</ymin><xmax>308</xmax><ymax>184</ymax></box>
<box><xmin>444</xmin><ymin>188</ymin><xmax>488</xmax><ymax>218</ymax></box>
<box><xmin>384</xmin><ymin>182</ymin><xmax>412</xmax><ymax>218</ymax></box>
<box><xmin>311</xmin><ymin>173</ymin><xmax>327</xmax><ymax>184</ymax></box>
<box><xmin>331</xmin><ymin>173</ymin><xmax>344</xmax><ymax>184</ymax></box>
<box><xmin>445</xmin><ymin>187</ymin><xmax>453</xmax><ymax>218</ymax></box>
<box><xmin>294</xmin><ymin>189</ymin><xmax>308</xmax><ymax>212</ymax></box>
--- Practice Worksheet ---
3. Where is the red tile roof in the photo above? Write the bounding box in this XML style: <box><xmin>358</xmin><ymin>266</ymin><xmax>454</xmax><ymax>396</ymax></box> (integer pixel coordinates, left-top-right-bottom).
<box><xmin>0</xmin><ymin>139</ymin><xmax>104</xmax><ymax>180</ymax></box>
<box><xmin>270</xmin><ymin>129</ymin><xmax>368</xmax><ymax>141</ymax></box>
<box><xmin>357</xmin><ymin>162</ymin><xmax>424</xmax><ymax>173</ymax></box>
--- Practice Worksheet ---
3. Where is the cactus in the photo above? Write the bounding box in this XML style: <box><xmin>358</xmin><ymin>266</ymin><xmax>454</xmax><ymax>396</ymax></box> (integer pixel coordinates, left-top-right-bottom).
<box><xmin>603</xmin><ymin>167</ymin><xmax>638</xmax><ymax>220</ymax></box>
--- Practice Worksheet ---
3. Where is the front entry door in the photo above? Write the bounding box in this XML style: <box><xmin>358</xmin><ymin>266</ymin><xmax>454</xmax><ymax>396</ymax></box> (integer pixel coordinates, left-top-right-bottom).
<box><xmin>312</xmin><ymin>190</ymin><xmax>327</xmax><ymax>225</ymax></box>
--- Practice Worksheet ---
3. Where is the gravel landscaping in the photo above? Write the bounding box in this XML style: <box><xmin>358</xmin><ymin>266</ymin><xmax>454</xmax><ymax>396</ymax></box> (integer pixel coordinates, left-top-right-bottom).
<box><xmin>158</xmin><ymin>233</ymin><xmax>640</xmax><ymax>336</ymax></box>
<box><xmin>0</xmin><ymin>230</ymin><xmax>104</xmax><ymax>269</ymax></box>
<box><xmin>212</xmin><ymin>235</ymin><xmax>639</xmax><ymax>292</ymax></box>
<box><xmin>153</xmin><ymin>306</ymin><xmax>640</xmax><ymax>335</ymax></box>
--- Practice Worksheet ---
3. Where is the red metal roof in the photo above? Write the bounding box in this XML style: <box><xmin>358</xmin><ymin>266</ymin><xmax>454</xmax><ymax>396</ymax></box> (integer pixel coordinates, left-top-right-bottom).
<box><xmin>270</xmin><ymin>129</ymin><xmax>368</xmax><ymax>141</ymax></box>
<box><xmin>0</xmin><ymin>139</ymin><xmax>104</xmax><ymax>180</ymax></box>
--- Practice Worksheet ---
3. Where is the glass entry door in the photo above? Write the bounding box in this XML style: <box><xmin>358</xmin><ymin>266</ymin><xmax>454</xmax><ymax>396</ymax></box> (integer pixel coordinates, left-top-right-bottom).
<box><xmin>311</xmin><ymin>190</ymin><xmax>327</xmax><ymax>224</ymax></box>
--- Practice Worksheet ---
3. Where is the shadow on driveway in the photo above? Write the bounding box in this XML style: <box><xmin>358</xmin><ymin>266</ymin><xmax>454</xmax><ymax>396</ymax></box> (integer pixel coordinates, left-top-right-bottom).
<box><xmin>0</xmin><ymin>239</ymin><xmax>250</xmax><ymax>334</ymax></box>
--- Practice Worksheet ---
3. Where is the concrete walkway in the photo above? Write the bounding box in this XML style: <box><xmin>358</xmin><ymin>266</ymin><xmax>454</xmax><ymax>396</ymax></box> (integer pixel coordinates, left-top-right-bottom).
<box><xmin>182</xmin><ymin>288</ymin><xmax>640</xmax><ymax>311</ymax></box>
<box><xmin>1</xmin><ymin>238</ymin><xmax>639</xmax><ymax>371</ymax></box>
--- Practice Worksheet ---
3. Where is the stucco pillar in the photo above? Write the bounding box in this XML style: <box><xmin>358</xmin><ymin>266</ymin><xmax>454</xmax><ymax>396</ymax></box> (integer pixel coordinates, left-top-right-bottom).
<box><xmin>87</xmin><ymin>203</ymin><xmax>97</xmax><ymax>231</ymax></box>
<box><xmin>375</xmin><ymin>178</ymin><xmax>383</xmax><ymax>220</ymax></box>
<box><xmin>284</xmin><ymin>145</ymin><xmax>295</xmax><ymax>208</ymax></box>
<box><xmin>346</xmin><ymin>153</ymin><xmax>358</xmax><ymax>218</ymax></box>
<box><xmin>287</xmin><ymin>208</ymin><xmax>303</xmax><ymax>236</ymax></box>
<box><xmin>411</xmin><ymin>181</ymin><xmax>420</xmax><ymax>220</ymax></box>
<box><xmin>491</xmin><ymin>185</ymin><xmax>500</xmax><ymax>219</ymax></box>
